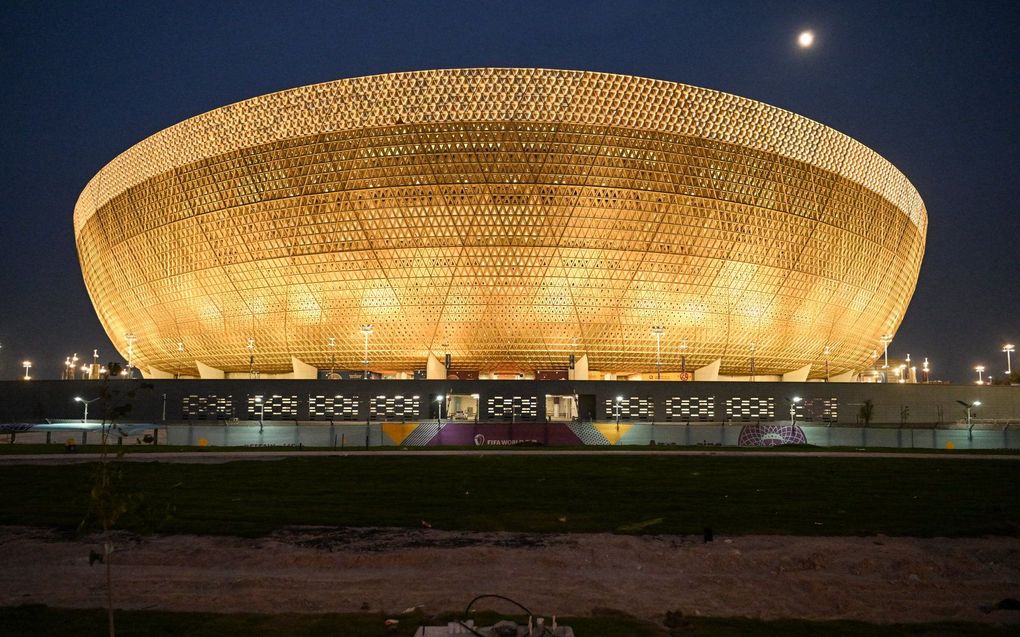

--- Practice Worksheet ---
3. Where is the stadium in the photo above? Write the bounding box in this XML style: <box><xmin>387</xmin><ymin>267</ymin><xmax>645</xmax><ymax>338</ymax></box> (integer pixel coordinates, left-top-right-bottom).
<box><xmin>74</xmin><ymin>68</ymin><xmax>926</xmax><ymax>382</ymax></box>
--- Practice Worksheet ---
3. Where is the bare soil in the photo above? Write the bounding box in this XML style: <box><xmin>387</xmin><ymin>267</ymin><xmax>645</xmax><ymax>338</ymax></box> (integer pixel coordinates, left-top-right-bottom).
<box><xmin>2</xmin><ymin>526</ymin><xmax>1018</xmax><ymax>624</ymax></box>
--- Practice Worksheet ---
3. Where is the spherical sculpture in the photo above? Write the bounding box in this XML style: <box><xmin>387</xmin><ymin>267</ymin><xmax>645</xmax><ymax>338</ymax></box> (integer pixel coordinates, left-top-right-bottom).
<box><xmin>75</xmin><ymin>69</ymin><xmax>926</xmax><ymax>378</ymax></box>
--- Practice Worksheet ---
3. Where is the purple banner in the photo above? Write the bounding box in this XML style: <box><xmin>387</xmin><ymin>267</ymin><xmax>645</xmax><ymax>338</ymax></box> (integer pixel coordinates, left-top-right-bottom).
<box><xmin>427</xmin><ymin>423</ymin><xmax>583</xmax><ymax>446</ymax></box>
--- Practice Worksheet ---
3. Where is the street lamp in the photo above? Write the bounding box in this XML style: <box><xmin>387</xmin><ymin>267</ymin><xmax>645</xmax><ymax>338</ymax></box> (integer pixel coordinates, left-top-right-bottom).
<box><xmin>254</xmin><ymin>395</ymin><xmax>265</xmax><ymax>433</ymax></box>
<box><xmin>974</xmin><ymin>365</ymin><xmax>985</xmax><ymax>384</ymax></box>
<box><xmin>787</xmin><ymin>396</ymin><xmax>802</xmax><ymax>426</ymax></box>
<box><xmin>1004</xmin><ymin>344</ymin><xmax>1015</xmax><ymax>376</ymax></box>
<box><xmin>436</xmin><ymin>394</ymin><xmax>445</xmax><ymax>423</ymax></box>
<box><xmin>749</xmin><ymin>343</ymin><xmax>756</xmax><ymax>382</ymax></box>
<box><xmin>615</xmin><ymin>395</ymin><xmax>623</xmax><ymax>428</ymax></box>
<box><xmin>75</xmin><ymin>396</ymin><xmax>99</xmax><ymax>423</ymax></box>
<box><xmin>361</xmin><ymin>325</ymin><xmax>373</xmax><ymax>378</ymax></box>
<box><xmin>22</xmin><ymin>360</ymin><xmax>31</xmax><ymax>380</ymax></box>
<box><xmin>879</xmin><ymin>334</ymin><xmax>893</xmax><ymax>369</ymax></box>
<box><xmin>922</xmin><ymin>358</ymin><xmax>930</xmax><ymax>384</ymax></box>
<box><xmin>247</xmin><ymin>338</ymin><xmax>256</xmax><ymax>379</ymax></box>
<box><xmin>175</xmin><ymin>341</ymin><xmax>185</xmax><ymax>378</ymax></box>
<box><xmin>651</xmin><ymin>326</ymin><xmax>664</xmax><ymax>379</ymax></box>
<box><xmin>124</xmin><ymin>333</ymin><xmax>136</xmax><ymax>375</ymax></box>
<box><xmin>74</xmin><ymin>396</ymin><xmax>102</xmax><ymax>441</ymax></box>
<box><xmin>957</xmin><ymin>400</ymin><xmax>982</xmax><ymax>440</ymax></box>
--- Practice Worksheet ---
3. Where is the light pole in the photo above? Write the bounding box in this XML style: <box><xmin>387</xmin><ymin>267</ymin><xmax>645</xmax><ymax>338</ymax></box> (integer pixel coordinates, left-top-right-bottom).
<box><xmin>436</xmin><ymin>394</ymin><xmax>445</xmax><ymax>423</ymax></box>
<box><xmin>247</xmin><ymin>338</ymin><xmax>256</xmax><ymax>379</ymax></box>
<box><xmin>615</xmin><ymin>395</ymin><xmax>622</xmax><ymax>429</ymax></box>
<box><xmin>22</xmin><ymin>360</ymin><xmax>31</xmax><ymax>380</ymax></box>
<box><xmin>974</xmin><ymin>365</ymin><xmax>985</xmax><ymax>384</ymax></box>
<box><xmin>880</xmin><ymin>334</ymin><xmax>893</xmax><ymax>369</ymax></box>
<box><xmin>71</xmin><ymin>353</ymin><xmax>79</xmax><ymax>379</ymax></box>
<box><xmin>788</xmin><ymin>396</ymin><xmax>802</xmax><ymax>426</ymax></box>
<box><xmin>75</xmin><ymin>396</ymin><xmax>101</xmax><ymax>441</ymax></box>
<box><xmin>922</xmin><ymin>357</ymin><xmax>930</xmax><ymax>383</ymax></box>
<box><xmin>1004</xmin><ymin>344</ymin><xmax>1015</xmax><ymax>376</ymax></box>
<box><xmin>361</xmin><ymin>325</ymin><xmax>373</xmax><ymax>378</ymax></box>
<box><xmin>749</xmin><ymin>343</ymin><xmax>756</xmax><ymax>382</ymax></box>
<box><xmin>651</xmin><ymin>326</ymin><xmax>664</xmax><ymax>379</ymax></box>
<box><xmin>124</xmin><ymin>333</ymin><xmax>136</xmax><ymax>376</ymax></box>
<box><xmin>254</xmin><ymin>396</ymin><xmax>265</xmax><ymax>433</ymax></box>
<box><xmin>957</xmin><ymin>400</ymin><xmax>982</xmax><ymax>440</ymax></box>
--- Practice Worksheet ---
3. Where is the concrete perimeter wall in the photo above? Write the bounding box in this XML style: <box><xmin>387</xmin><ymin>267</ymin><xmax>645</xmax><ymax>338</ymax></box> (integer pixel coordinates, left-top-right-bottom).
<box><xmin>1</xmin><ymin>379</ymin><xmax>1017</xmax><ymax>427</ymax></box>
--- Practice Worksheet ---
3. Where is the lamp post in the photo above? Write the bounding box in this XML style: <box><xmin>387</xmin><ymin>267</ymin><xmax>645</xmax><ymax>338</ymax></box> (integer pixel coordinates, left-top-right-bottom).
<box><xmin>880</xmin><ymin>334</ymin><xmax>893</xmax><ymax>369</ymax></box>
<box><xmin>974</xmin><ymin>365</ymin><xmax>985</xmax><ymax>384</ymax></box>
<box><xmin>958</xmin><ymin>400</ymin><xmax>982</xmax><ymax>440</ymax></box>
<box><xmin>749</xmin><ymin>343</ymin><xmax>756</xmax><ymax>382</ymax></box>
<box><xmin>615</xmin><ymin>395</ymin><xmax>623</xmax><ymax>429</ymax></box>
<box><xmin>1004</xmin><ymin>344</ymin><xmax>1015</xmax><ymax>376</ymax></box>
<box><xmin>253</xmin><ymin>396</ymin><xmax>266</xmax><ymax>433</ymax></box>
<box><xmin>247</xmin><ymin>338</ymin><xmax>256</xmax><ymax>379</ymax></box>
<box><xmin>124</xmin><ymin>333</ymin><xmax>136</xmax><ymax>376</ymax></box>
<box><xmin>22</xmin><ymin>360</ymin><xmax>31</xmax><ymax>380</ymax></box>
<box><xmin>75</xmin><ymin>396</ymin><xmax>101</xmax><ymax>441</ymax></box>
<box><xmin>361</xmin><ymin>324</ymin><xmax>373</xmax><ymax>379</ymax></box>
<box><xmin>651</xmin><ymin>326</ymin><xmax>664</xmax><ymax>379</ymax></box>
<box><xmin>788</xmin><ymin>396</ymin><xmax>802</xmax><ymax>426</ymax></box>
<box><xmin>436</xmin><ymin>394</ymin><xmax>445</xmax><ymax>423</ymax></box>
<box><xmin>922</xmin><ymin>358</ymin><xmax>930</xmax><ymax>384</ymax></box>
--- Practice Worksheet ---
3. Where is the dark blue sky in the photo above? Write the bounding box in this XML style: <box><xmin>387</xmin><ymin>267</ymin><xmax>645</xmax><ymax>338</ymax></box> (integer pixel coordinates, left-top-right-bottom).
<box><xmin>1</xmin><ymin>0</ymin><xmax>1017</xmax><ymax>382</ymax></box>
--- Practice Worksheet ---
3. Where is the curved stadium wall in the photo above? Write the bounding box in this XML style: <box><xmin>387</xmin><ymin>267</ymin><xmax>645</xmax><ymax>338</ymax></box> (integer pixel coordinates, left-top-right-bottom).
<box><xmin>74</xmin><ymin>68</ymin><xmax>926</xmax><ymax>379</ymax></box>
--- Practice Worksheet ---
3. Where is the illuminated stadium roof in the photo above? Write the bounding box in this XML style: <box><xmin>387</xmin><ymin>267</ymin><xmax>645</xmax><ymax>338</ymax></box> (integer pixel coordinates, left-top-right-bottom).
<box><xmin>74</xmin><ymin>68</ymin><xmax>925</xmax><ymax>380</ymax></box>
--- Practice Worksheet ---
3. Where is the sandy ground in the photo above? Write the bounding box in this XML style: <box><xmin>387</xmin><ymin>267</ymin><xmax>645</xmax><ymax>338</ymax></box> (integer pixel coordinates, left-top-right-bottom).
<box><xmin>1</xmin><ymin>526</ymin><xmax>1018</xmax><ymax>625</ymax></box>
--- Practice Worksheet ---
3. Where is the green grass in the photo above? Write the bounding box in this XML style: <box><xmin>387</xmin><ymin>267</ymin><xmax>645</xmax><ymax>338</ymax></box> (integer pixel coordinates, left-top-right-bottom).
<box><xmin>2</xmin><ymin>442</ymin><xmax>1018</xmax><ymax>454</ymax></box>
<box><xmin>2</xmin><ymin>606</ymin><xmax>1015</xmax><ymax>637</ymax></box>
<box><xmin>1</xmin><ymin>455</ymin><xmax>1017</xmax><ymax>537</ymax></box>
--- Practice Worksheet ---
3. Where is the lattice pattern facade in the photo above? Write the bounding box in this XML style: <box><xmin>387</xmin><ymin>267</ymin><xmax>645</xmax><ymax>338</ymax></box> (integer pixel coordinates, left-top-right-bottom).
<box><xmin>664</xmin><ymin>396</ymin><xmax>716</xmax><ymax>422</ymax></box>
<box><xmin>486</xmin><ymin>395</ymin><xmax>539</xmax><ymax>420</ymax></box>
<box><xmin>74</xmin><ymin>69</ymin><xmax>926</xmax><ymax>377</ymax></box>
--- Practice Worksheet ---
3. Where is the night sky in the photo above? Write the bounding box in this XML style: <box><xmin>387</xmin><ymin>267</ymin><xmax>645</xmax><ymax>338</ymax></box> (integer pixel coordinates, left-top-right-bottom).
<box><xmin>1</xmin><ymin>0</ymin><xmax>1017</xmax><ymax>382</ymax></box>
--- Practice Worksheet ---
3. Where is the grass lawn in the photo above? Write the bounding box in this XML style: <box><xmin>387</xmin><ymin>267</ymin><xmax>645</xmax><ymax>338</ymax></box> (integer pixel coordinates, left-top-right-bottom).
<box><xmin>0</xmin><ymin>455</ymin><xmax>1017</xmax><ymax>537</ymax></box>
<box><xmin>2</xmin><ymin>605</ymin><xmax>1015</xmax><ymax>637</ymax></box>
<box><xmin>2</xmin><ymin>442</ymin><xmax>1018</xmax><ymax>455</ymax></box>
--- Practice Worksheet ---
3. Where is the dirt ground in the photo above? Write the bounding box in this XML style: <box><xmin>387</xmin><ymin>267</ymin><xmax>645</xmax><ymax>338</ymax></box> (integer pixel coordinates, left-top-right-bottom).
<box><xmin>1</xmin><ymin>526</ymin><xmax>1018</xmax><ymax>625</ymax></box>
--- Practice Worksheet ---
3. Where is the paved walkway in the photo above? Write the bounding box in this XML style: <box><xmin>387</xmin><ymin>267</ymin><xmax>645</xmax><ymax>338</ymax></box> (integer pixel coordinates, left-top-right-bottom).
<box><xmin>1</xmin><ymin>448</ymin><xmax>1018</xmax><ymax>464</ymax></box>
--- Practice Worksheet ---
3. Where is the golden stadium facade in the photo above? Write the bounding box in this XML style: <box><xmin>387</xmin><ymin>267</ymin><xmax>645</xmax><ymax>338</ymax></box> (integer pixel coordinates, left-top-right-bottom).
<box><xmin>74</xmin><ymin>68</ymin><xmax>926</xmax><ymax>380</ymax></box>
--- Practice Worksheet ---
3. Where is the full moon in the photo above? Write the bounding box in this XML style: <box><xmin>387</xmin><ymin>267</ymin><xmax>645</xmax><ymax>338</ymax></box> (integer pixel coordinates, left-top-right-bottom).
<box><xmin>798</xmin><ymin>30</ymin><xmax>815</xmax><ymax>48</ymax></box>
